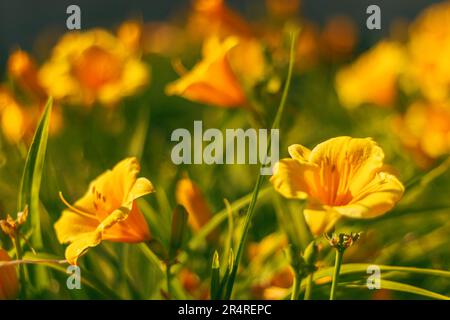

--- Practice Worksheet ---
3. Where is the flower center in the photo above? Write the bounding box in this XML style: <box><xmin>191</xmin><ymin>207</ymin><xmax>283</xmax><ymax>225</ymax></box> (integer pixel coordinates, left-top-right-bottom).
<box><xmin>72</xmin><ymin>46</ymin><xmax>122</xmax><ymax>91</ymax></box>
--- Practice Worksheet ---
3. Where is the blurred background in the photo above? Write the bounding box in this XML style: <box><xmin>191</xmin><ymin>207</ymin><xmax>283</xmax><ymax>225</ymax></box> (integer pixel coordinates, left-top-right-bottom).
<box><xmin>0</xmin><ymin>0</ymin><xmax>443</xmax><ymax>70</ymax></box>
<box><xmin>0</xmin><ymin>0</ymin><xmax>449</xmax><ymax>300</ymax></box>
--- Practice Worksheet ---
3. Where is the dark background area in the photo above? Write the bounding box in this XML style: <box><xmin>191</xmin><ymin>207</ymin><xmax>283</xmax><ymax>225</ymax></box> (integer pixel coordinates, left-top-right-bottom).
<box><xmin>0</xmin><ymin>0</ymin><xmax>442</xmax><ymax>69</ymax></box>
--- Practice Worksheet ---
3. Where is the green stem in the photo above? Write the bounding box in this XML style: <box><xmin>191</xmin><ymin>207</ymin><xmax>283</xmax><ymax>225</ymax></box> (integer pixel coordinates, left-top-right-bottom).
<box><xmin>166</xmin><ymin>263</ymin><xmax>172</xmax><ymax>299</ymax></box>
<box><xmin>290</xmin><ymin>271</ymin><xmax>301</xmax><ymax>300</ymax></box>
<box><xmin>223</xmin><ymin>28</ymin><xmax>299</xmax><ymax>300</ymax></box>
<box><xmin>330</xmin><ymin>249</ymin><xmax>344</xmax><ymax>300</ymax></box>
<box><xmin>304</xmin><ymin>272</ymin><xmax>313</xmax><ymax>300</ymax></box>
<box><xmin>13</xmin><ymin>232</ymin><xmax>26</xmax><ymax>295</ymax></box>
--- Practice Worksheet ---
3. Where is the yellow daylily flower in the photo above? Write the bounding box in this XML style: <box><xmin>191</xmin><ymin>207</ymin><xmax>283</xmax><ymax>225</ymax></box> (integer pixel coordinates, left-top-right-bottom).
<box><xmin>270</xmin><ymin>137</ymin><xmax>404</xmax><ymax>235</ymax></box>
<box><xmin>393</xmin><ymin>101</ymin><xmax>450</xmax><ymax>168</ymax></box>
<box><xmin>0</xmin><ymin>87</ymin><xmax>63</xmax><ymax>144</ymax></box>
<box><xmin>39</xmin><ymin>29</ymin><xmax>149</xmax><ymax>107</ymax></box>
<box><xmin>335</xmin><ymin>41</ymin><xmax>406</xmax><ymax>109</ymax></box>
<box><xmin>407</xmin><ymin>1</ymin><xmax>450</xmax><ymax>102</ymax></box>
<box><xmin>175</xmin><ymin>177</ymin><xmax>212</xmax><ymax>232</ymax></box>
<box><xmin>0</xmin><ymin>248</ymin><xmax>19</xmax><ymax>300</ymax></box>
<box><xmin>54</xmin><ymin>157</ymin><xmax>155</xmax><ymax>265</ymax></box>
<box><xmin>165</xmin><ymin>36</ymin><xmax>247</xmax><ymax>108</ymax></box>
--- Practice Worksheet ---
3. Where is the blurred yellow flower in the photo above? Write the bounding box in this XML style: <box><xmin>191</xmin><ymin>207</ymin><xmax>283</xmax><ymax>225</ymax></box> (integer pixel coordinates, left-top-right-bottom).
<box><xmin>270</xmin><ymin>137</ymin><xmax>404</xmax><ymax>235</ymax></box>
<box><xmin>321</xmin><ymin>16</ymin><xmax>358</xmax><ymax>61</ymax></box>
<box><xmin>393</xmin><ymin>101</ymin><xmax>450</xmax><ymax>167</ymax></box>
<box><xmin>187</xmin><ymin>0</ymin><xmax>253</xmax><ymax>41</ymax></box>
<box><xmin>0</xmin><ymin>248</ymin><xmax>19</xmax><ymax>300</ymax></box>
<box><xmin>39</xmin><ymin>29</ymin><xmax>149</xmax><ymax>107</ymax></box>
<box><xmin>54</xmin><ymin>157</ymin><xmax>154</xmax><ymax>265</ymax></box>
<box><xmin>7</xmin><ymin>49</ymin><xmax>47</xmax><ymax>100</ymax></box>
<box><xmin>0</xmin><ymin>87</ymin><xmax>62</xmax><ymax>144</ymax></box>
<box><xmin>407</xmin><ymin>1</ymin><xmax>450</xmax><ymax>102</ymax></box>
<box><xmin>165</xmin><ymin>36</ymin><xmax>247</xmax><ymax>108</ymax></box>
<box><xmin>335</xmin><ymin>41</ymin><xmax>406</xmax><ymax>109</ymax></box>
<box><xmin>176</xmin><ymin>177</ymin><xmax>212</xmax><ymax>232</ymax></box>
<box><xmin>117</xmin><ymin>21</ymin><xmax>142</xmax><ymax>53</ymax></box>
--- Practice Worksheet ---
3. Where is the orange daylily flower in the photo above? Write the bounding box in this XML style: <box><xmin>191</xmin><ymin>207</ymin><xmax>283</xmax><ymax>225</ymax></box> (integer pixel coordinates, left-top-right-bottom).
<box><xmin>7</xmin><ymin>49</ymin><xmax>47</xmax><ymax>100</ymax></box>
<box><xmin>270</xmin><ymin>137</ymin><xmax>404</xmax><ymax>235</ymax></box>
<box><xmin>188</xmin><ymin>0</ymin><xmax>253</xmax><ymax>41</ymax></box>
<box><xmin>54</xmin><ymin>157</ymin><xmax>155</xmax><ymax>265</ymax></box>
<box><xmin>0</xmin><ymin>248</ymin><xmax>19</xmax><ymax>300</ymax></box>
<box><xmin>175</xmin><ymin>177</ymin><xmax>212</xmax><ymax>232</ymax></box>
<box><xmin>165</xmin><ymin>36</ymin><xmax>247</xmax><ymax>108</ymax></box>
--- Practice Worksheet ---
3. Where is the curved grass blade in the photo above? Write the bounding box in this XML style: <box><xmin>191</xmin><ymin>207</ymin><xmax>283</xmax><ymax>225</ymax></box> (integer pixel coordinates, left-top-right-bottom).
<box><xmin>310</xmin><ymin>264</ymin><xmax>450</xmax><ymax>280</ymax></box>
<box><xmin>225</xmin><ymin>28</ymin><xmax>299</xmax><ymax>299</ymax></box>
<box><xmin>17</xmin><ymin>97</ymin><xmax>53</xmax><ymax>248</ymax></box>
<box><xmin>289</xmin><ymin>264</ymin><xmax>450</xmax><ymax>299</ymax></box>
<box><xmin>343</xmin><ymin>279</ymin><xmax>449</xmax><ymax>300</ymax></box>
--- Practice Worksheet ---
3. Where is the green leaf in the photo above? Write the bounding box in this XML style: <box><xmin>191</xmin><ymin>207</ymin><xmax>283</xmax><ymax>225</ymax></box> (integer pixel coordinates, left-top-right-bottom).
<box><xmin>225</xmin><ymin>28</ymin><xmax>299</xmax><ymax>299</ymax></box>
<box><xmin>293</xmin><ymin>263</ymin><xmax>450</xmax><ymax>299</ymax></box>
<box><xmin>128</xmin><ymin>104</ymin><xmax>150</xmax><ymax>160</ymax></box>
<box><xmin>169</xmin><ymin>205</ymin><xmax>188</xmax><ymax>261</ymax></box>
<box><xmin>218</xmin><ymin>248</ymin><xmax>235</xmax><ymax>300</ymax></box>
<box><xmin>22</xmin><ymin>252</ymin><xmax>121</xmax><ymax>299</ymax></box>
<box><xmin>343</xmin><ymin>279</ymin><xmax>449</xmax><ymax>300</ymax></box>
<box><xmin>210</xmin><ymin>251</ymin><xmax>220</xmax><ymax>300</ymax></box>
<box><xmin>188</xmin><ymin>186</ymin><xmax>271</xmax><ymax>250</ymax></box>
<box><xmin>310</xmin><ymin>263</ymin><xmax>450</xmax><ymax>280</ymax></box>
<box><xmin>17</xmin><ymin>97</ymin><xmax>53</xmax><ymax>248</ymax></box>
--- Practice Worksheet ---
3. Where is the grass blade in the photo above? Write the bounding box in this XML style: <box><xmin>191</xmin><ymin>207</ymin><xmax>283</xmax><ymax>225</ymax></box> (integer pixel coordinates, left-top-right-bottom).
<box><xmin>343</xmin><ymin>279</ymin><xmax>449</xmax><ymax>300</ymax></box>
<box><xmin>17</xmin><ymin>97</ymin><xmax>53</xmax><ymax>248</ymax></box>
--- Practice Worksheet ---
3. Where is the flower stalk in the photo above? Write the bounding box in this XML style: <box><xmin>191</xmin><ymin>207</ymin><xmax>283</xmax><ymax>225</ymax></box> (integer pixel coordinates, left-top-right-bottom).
<box><xmin>330</xmin><ymin>247</ymin><xmax>344</xmax><ymax>300</ymax></box>
<box><xmin>223</xmin><ymin>28</ymin><xmax>299</xmax><ymax>299</ymax></box>
<box><xmin>326</xmin><ymin>232</ymin><xmax>361</xmax><ymax>300</ymax></box>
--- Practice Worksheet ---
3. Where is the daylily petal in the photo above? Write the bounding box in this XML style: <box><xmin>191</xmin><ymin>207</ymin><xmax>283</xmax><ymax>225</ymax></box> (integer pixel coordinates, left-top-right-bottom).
<box><xmin>65</xmin><ymin>231</ymin><xmax>102</xmax><ymax>265</ymax></box>
<box><xmin>304</xmin><ymin>207</ymin><xmax>341</xmax><ymax>236</ymax></box>
<box><xmin>75</xmin><ymin>157</ymin><xmax>143</xmax><ymax>220</ymax></box>
<box><xmin>165</xmin><ymin>36</ymin><xmax>246</xmax><ymax>108</ymax></box>
<box><xmin>54</xmin><ymin>209</ymin><xmax>98</xmax><ymax>244</ymax></box>
<box><xmin>309</xmin><ymin>136</ymin><xmax>384</xmax><ymax>196</ymax></box>
<box><xmin>176</xmin><ymin>177</ymin><xmax>212</xmax><ymax>232</ymax></box>
<box><xmin>270</xmin><ymin>159</ymin><xmax>312</xmax><ymax>199</ymax></box>
<box><xmin>126</xmin><ymin>177</ymin><xmax>155</xmax><ymax>204</ymax></box>
<box><xmin>103</xmin><ymin>202</ymin><xmax>151</xmax><ymax>242</ymax></box>
<box><xmin>288</xmin><ymin>144</ymin><xmax>311</xmax><ymax>163</ymax></box>
<box><xmin>333</xmin><ymin>172</ymin><xmax>404</xmax><ymax>219</ymax></box>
